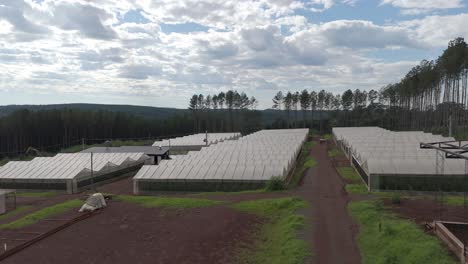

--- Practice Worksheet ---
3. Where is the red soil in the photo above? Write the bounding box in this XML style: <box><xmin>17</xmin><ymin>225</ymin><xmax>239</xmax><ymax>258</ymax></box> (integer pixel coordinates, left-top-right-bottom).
<box><xmin>1</xmin><ymin>200</ymin><xmax>259</xmax><ymax>264</ymax></box>
<box><xmin>385</xmin><ymin>198</ymin><xmax>468</xmax><ymax>224</ymax></box>
<box><xmin>297</xmin><ymin>140</ymin><xmax>361</xmax><ymax>264</ymax></box>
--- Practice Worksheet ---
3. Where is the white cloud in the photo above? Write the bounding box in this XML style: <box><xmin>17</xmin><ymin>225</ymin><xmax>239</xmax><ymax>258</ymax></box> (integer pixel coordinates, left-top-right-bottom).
<box><xmin>0</xmin><ymin>0</ymin><xmax>467</xmax><ymax>108</ymax></box>
<box><xmin>399</xmin><ymin>14</ymin><xmax>468</xmax><ymax>47</ymax></box>
<box><xmin>382</xmin><ymin>0</ymin><xmax>464</xmax><ymax>15</ymax></box>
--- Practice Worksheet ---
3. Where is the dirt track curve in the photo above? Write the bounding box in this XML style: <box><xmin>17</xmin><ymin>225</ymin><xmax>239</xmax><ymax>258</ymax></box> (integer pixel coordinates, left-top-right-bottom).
<box><xmin>296</xmin><ymin>140</ymin><xmax>361</xmax><ymax>264</ymax></box>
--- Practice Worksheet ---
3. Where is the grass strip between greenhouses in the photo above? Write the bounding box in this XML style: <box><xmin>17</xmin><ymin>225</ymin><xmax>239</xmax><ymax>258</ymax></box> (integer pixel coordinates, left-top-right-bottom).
<box><xmin>0</xmin><ymin>206</ymin><xmax>33</xmax><ymax>221</ymax></box>
<box><xmin>16</xmin><ymin>191</ymin><xmax>59</xmax><ymax>198</ymax></box>
<box><xmin>191</xmin><ymin>189</ymin><xmax>266</xmax><ymax>196</ymax></box>
<box><xmin>337</xmin><ymin>166</ymin><xmax>368</xmax><ymax>195</ymax></box>
<box><xmin>116</xmin><ymin>195</ymin><xmax>223</xmax><ymax>208</ymax></box>
<box><xmin>349</xmin><ymin>200</ymin><xmax>456</xmax><ymax>264</ymax></box>
<box><xmin>289</xmin><ymin>141</ymin><xmax>317</xmax><ymax>187</ymax></box>
<box><xmin>0</xmin><ymin>199</ymin><xmax>83</xmax><ymax>229</ymax></box>
<box><xmin>346</xmin><ymin>184</ymin><xmax>369</xmax><ymax>195</ymax></box>
<box><xmin>232</xmin><ymin>197</ymin><xmax>309</xmax><ymax>264</ymax></box>
<box><xmin>328</xmin><ymin>148</ymin><xmax>343</xmax><ymax>157</ymax></box>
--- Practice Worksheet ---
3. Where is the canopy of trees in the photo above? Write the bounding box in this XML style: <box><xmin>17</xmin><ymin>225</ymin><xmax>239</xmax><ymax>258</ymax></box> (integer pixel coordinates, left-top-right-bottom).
<box><xmin>188</xmin><ymin>90</ymin><xmax>261</xmax><ymax>134</ymax></box>
<box><xmin>0</xmin><ymin>109</ymin><xmax>193</xmax><ymax>158</ymax></box>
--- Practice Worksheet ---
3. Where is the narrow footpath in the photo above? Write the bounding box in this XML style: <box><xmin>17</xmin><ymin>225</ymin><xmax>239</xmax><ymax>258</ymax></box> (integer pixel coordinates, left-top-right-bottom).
<box><xmin>296</xmin><ymin>140</ymin><xmax>361</xmax><ymax>264</ymax></box>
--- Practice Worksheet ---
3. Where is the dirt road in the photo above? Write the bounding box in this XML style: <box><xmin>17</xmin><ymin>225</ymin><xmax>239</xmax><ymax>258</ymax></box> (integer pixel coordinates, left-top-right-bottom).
<box><xmin>296</xmin><ymin>141</ymin><xmax>361</xmax><ymax>264</ymax></box>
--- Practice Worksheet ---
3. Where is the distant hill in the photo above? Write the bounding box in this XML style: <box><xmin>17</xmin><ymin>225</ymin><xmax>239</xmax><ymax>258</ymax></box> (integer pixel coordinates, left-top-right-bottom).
<box><xmin>0</xmin><ymin>103</ymin><xmax>189</xmax><ymax>120</ymax></box>
<box><xmin>0</xmin><ymin>103</ymin><xmax>328</xmax><ymax>123</ymax></box>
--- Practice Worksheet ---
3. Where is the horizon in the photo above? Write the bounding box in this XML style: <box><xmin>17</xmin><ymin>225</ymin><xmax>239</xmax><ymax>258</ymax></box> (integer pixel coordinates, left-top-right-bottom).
<box><xmin>1</xmin><ymin>1</ymin><xmax>468</xmax><ymax>109</ymax></box>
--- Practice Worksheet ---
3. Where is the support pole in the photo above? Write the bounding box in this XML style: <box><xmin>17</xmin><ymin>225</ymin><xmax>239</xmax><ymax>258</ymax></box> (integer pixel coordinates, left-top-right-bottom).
<box><xmin>90</xmin><ymin>152</ymin><xmax>95</xmax><ymax>192</ymax></box>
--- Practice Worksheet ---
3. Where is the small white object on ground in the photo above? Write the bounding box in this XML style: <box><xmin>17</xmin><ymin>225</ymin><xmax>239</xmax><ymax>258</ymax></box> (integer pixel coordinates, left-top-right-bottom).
<box><xmin>79</xmin><ymin>193</ymin><xmax>107</xmax><ymax>212</ymax></box>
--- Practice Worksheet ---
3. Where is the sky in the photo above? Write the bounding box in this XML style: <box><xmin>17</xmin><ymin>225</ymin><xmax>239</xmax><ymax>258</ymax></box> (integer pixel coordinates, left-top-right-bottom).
<box><xmin>1</xmin><ymin>0</ymin><xmax>468</xmax><ymax>109</ymax></box>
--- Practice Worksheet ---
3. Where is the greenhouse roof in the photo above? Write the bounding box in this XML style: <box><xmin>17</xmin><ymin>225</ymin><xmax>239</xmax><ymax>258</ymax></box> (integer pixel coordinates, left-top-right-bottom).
<box><xmin>136</xmin><ymin>129</ymin><xmax>308</xmax><ymax>182</ymax></box>
<box><xmin>332</xmin><ymin>127</ymin><xmax>466</xmax><ymax>176</ymax></box>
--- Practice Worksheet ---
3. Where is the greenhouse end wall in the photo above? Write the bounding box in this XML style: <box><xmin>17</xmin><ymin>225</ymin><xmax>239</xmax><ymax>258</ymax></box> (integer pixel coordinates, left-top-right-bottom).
<box><xmin>369</xmin><ymin>174</ymin><xmax>468</xmax><ymax>192</ymax></box>
<box><xmin>134</xmin><ymin>180</ymin><xmax>266</xmax><ymax>194</ymax></box>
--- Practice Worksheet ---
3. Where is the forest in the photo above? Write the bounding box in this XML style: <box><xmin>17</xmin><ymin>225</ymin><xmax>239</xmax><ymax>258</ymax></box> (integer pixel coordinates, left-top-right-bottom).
<box><xmin>1</xmin><ymin>38</ymin><xmax>467</xmax><ymax>158</ymax></box>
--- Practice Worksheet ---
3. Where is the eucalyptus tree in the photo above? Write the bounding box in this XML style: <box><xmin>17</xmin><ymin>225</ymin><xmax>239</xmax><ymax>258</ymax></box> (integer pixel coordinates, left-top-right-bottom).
<box><xmin>368</xmin><ymin>89</ymin><xmax>378</xmax><ymax>104</ymax></box>
<box><xmin>300</xmin><ymin>89</ymin><xmax>310</xmax><ymax>127</ymax></box>
<box><xmin>317</xmin><ymin>90</ymin><xmax>326</xmax><ymax>132</ymax></box>
<box><xmin>218</xmin><ymin>92</ymin><xmax>226</xmax><ymax>109</ymax></box>
<box><xmin>341</xmin><ymin>89</ymin><xmax>353</xmax><ymax>126</ymax></box>
<box><xmin>292</xmin><ymin>91</ymin><xmax>300</xmax><ymax>127</ymax></box>
<box><xmin>284</xmin><ymin>92</ymin><xmax>293</xmax><ymax>127</ymax></box>
<box><xmin>272</xmin><ymin>91</ymin><xmax>284</xmax><ymax>110</ymax></box>
<box><xmin>309</xmin><ymin>91</ymin><xmax>318</xmax><ymax>128</ymax></box>
<box><xmin>189</xmin><ymin>94</ymin><xmax>200</xmax><ymax>132</ymax></box>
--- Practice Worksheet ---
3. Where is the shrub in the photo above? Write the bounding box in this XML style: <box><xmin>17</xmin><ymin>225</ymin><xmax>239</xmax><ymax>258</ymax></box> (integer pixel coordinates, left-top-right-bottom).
<box><xmin>391</xmin><ymin>194</ymin><xmax>401</xmax><ymax>205</ymax></box>
<box><xmin>265</xmin><ymin>176</ymin><xmax>286</xmax><ymax>191</ymax></box>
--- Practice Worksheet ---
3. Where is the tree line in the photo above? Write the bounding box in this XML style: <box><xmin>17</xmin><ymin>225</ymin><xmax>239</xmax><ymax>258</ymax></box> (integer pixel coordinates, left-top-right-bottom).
<box><xmin>188</xmin><ymin>90</ymin><xmax>261</xmax><ymax>133</ymax></box>
<box><xmin>0</xmin><ymin>109</ymin><xmax>193</xmax><ymax>158</ymax></box>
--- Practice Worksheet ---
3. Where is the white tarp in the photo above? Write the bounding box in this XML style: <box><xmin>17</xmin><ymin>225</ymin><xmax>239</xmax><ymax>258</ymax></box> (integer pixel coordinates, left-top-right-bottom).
<box><xmin>79</xmin><ymin>193</ymin><xmax>107</xmax><ymax>212</ymax></box>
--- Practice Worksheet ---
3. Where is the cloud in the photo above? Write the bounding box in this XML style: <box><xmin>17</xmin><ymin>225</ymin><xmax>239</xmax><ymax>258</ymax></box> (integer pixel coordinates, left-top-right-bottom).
<box><xmin>48</xmin><ymin>2</ymin><xmax>117</xmax><ymax>40</ymax></box>
<box><xmin>320</xmin><ymin>20</ymin><xmax>417</xmax><ymax>49</ymax></box>
<box><xmin>381</xmin><ymin>0</ymin><xmax>464</xmax><ymax>15</ymax></box>
<box><xmin>1</xmin><ymin>0</ymin><xmax>467</xmax><ymax>109</ymax></box>
<box><xmin>118</xmin><ymin>64</ymin><xmax>162</xmax><ymax>79</ymax></box>
<box><xmin>397</xmin><ymin>14</ymin><xmax>468</xmax><ymax>48</ymax></box>
<box><xmin>0</xmin><ymin>0</ymin><xmax>50</xmax><ymax>41</ymax></box>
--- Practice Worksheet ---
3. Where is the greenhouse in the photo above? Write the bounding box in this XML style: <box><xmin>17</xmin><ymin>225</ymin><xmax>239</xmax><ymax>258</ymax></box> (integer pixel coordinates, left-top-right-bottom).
<box><xmin>0</xmin><ymin>153</ymin><xmax>149</xmax><ymax>193</ymax></box>
<box><xmin>134</xmin><ymin>129</ymin><xmax>308</xmax><ymax>193</ymax></box>
<box><xmin>333</xmin><ymin>127</ymin><xmax>468</xmax><ymax>192</ymax></box>
<box><xmin>152</xmin><ymin>132</ymin><xmax>241</xmax><ymax>150</ymax></box>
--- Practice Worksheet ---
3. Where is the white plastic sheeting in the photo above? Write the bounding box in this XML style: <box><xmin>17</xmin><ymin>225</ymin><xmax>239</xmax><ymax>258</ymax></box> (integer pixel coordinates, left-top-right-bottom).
<box><xmin>135</xmin><ymin>129</ymin><xmax>308</xmax><ymax>191</ymax></box>
<box><xmin>332</xmin><ymin>127</ymin><xmax>466</xmax><ymax>176</ymax></box>
<box><xmin>0</xmin><ymin>153</ymin><xmax>148</xmax><ymax>180</ymax></box>
<box><xmin>152</xmin><ymin>133</ymin><xmax>240</xmax><ymax>147</ymax></box>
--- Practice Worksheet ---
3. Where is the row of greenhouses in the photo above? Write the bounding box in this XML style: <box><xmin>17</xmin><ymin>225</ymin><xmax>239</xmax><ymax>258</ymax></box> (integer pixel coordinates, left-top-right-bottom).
<box><xmin>134</xmin><ymin>129</ymin><xmax>309</xmax><ymax>193</ymax></box>
<box><xmin>333</xmin><ymin>127</ymin><xmax>468</xmax><ymax>192</ymax></box>
<box><xmin>0</xmin><ymin>153</ymin><xmax>149</xmax><ymax>193</ymax></box>
<box><xmin>152</xmin><ymin>132</ymin><xmax>241</xmax><ymax>150</ymax></box>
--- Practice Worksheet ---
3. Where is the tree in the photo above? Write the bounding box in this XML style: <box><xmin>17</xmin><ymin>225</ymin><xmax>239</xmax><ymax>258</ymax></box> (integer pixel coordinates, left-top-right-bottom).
<box><xmin>300</xmin><ymin>90</ymin><xmax>310</xmax><ymax>127</ymax></box>
<box><xmin>189</xmin><ymin>94</ymin><xmax>199</xmax><ymax>131</ymax></box>
<box><xmin>292</xmin><ymin>91</ymin><xmax>300</xmax><ymax>127</ymax></box>
<box><xmin>368</xmin><ymin>89</ymin><xmax>378</xmax><ymax>104</ymax></box>
<box><xmin>341</xmin><ymin>89</ymin><xmax>353</xmax><ymax>110</ymax></box>
<box><xmin>284</xmin><ymin>92</ymin><xmax>293</xmax><ymax>128</ymax></box>
<box><xmin>272</xmin><ymin>91</ymin><xmax>284</xmax><ymax>110</ymax></box>
<box><xmin>250</xmin><ymin>97</ymin><xmax>259</xmax><ymax>110</ymax></box>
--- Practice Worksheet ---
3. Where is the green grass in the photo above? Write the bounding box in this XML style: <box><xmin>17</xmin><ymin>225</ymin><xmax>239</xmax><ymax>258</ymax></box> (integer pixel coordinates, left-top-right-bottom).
<box><xmin>0</xmin><ymin>206</ymin><xmax>32</xmax><ymax>221</ymax></box>
<box><xmin>328</xmin><ymin>148</ymin><xmax>343</xmax><ymax>157</ymax></box>
<box><xmin>349</xmin><ymin>200</ymin><xmax>456</xmax><ymax>264</ymax></box>
<box><xmin>346</xmin><ymin>184</ymin><xmax>368</xmax><ymax>194</ymax></box>
<box><xmin>232</xmin><ymin>197</ymin><xmax>309</xmax><ymax>264</ymax></box>
<box><xmin>0</xmin><ymin>199</ymin><xmax>82</xmax><ymax>229</ymax></box>
<box><xmin>16</xmin><ymin>191</ymin><xmax>59</xmax><ymax>198</ymax></box>
<box><xmin>443</xmin><ymin>195</ymin><xmax>467</xmax><ymax>206</ymax></box>
<box><xmin>289</xmin><ymin>141</ymin><xmax>317</xmax><ymax>187</ymax></box>
<box><xmin>192</xmin><ymin>189</ymin><xmax>266</xmax><ymax>196</ymax></box>
<box><xmin>323</xmin><ymin>134</ymin><xmax>333</xmax><ymax>140</ymax></box>
<box><xmin>116</xmin><ymin>195</ymin><xmax>223</xmax><ymax>208</ymax></box>
<box><xmin>337</xmin><ymin>167</ymin><xmax>361</xmax><ymax>183</ymax></box>
<box><xmin>303</xmin><ymin>157</ymin><xmax>317</xmax><ymax>168</ymax></box>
